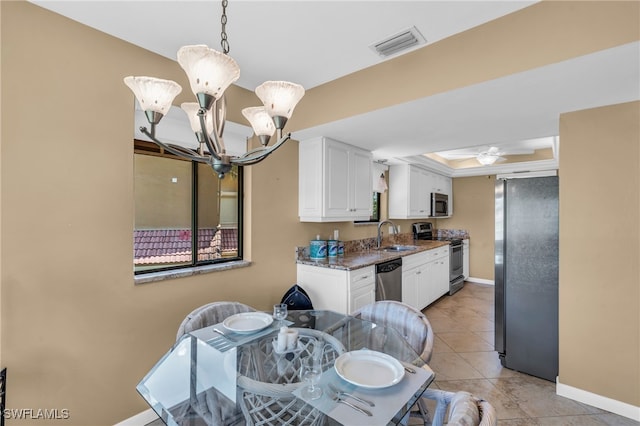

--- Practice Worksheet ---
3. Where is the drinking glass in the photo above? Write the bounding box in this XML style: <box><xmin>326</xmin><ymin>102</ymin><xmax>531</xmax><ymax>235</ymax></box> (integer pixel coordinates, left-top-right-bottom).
<box><xmin>273</xmin><ymin>303</ymin><xmax>288</xmax><ymax>325</ymax></box>
<box><xmin>299</xmin><ymin>357</ymin><xmax>322</xmax><ymax>400</ymax></box>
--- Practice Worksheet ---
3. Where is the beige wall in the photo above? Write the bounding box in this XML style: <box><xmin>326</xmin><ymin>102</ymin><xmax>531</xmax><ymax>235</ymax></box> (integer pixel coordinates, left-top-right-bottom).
<box><xmin>558</xmin><ymin>101</ymin><xmax>640</xmax><ymax>406</ymax></box>
<box><xmin>437</xmin><ymin>176</ymin><xmax>496</xmax><ymax>280</ymax></box>
<box><xmin>1</xmin><ymin>1</ymin><xmax>639</xmax><ymax>425</ymax></box>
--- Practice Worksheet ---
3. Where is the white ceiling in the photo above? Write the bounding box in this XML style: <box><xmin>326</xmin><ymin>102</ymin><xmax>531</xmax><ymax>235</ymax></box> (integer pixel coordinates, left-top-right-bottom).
<box><xmin>31</xmin><ymin>1</ymin><xmax>640</xmax><ymax>174</ymax></box>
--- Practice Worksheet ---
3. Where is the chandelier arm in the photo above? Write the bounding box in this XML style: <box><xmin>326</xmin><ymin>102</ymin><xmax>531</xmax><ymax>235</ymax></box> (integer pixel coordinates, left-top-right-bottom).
<box><xmin>140</xmin><ymin>127</ymin><xmax>208</xmax><ymax>163</ymax></box>
<box><xmin>197</xmin><ymin>111</ymin><xmax>222</xmax><ymax>160</ymax></box>
<box><xmin>232</xmin><ymin>133</ymin><xmax>291</xmax><ymax>165</ymax></box>
<box><xmin>210</xmin><ymin>97</ymin><xmax>227</xmax><ymax>153</ymax></box>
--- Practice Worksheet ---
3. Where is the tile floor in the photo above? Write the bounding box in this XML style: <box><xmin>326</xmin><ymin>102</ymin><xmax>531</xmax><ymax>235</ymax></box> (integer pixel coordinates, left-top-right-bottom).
<box><xmin>419</xmin><ymin>282</ymin><xmax>639</xmax><ymax>425</ymax></box>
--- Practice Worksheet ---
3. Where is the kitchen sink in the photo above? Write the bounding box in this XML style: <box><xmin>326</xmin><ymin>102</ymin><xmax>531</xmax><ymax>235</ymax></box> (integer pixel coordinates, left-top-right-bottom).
<box><xmin>379</xmin><ymin>245</ymin><xmax>418</xmax><ymax>252</ymax></box>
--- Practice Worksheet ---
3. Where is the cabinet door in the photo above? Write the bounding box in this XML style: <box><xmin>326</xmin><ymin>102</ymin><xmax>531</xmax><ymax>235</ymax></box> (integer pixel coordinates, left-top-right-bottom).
<box><xmin>435</xmin><ymin>258</ymin><xmax>449</xmax><ymax>298</ymax></box>
<box><xmin>431</xmin><ymin>173</ymin><xmax>446</xmax><ymax>194</ymax></box>
<box><xmin>298</xmin><ymin>138</ymin><xmax>323</xmax><ymax>218</ymax></box>
<box><xmin>350</xmin><ymin>148</ymin><xmax>373</xmax><ymax>217</ymax></box>
<box><xmin>409</xmin><ymin>168</ymin><xmax>429</xmax><ymax>217</ymax></box>
<box><xmin>296</xmin><ymin>265</ymin><xmax>349</xmax><ymax>314</ymax></box>
<box><xmin>402</xmin><ymin>267</ymin><xmax>419</xmax><ymax>309</ymax></box>
<box><xmin>423</xmin><ymin>170</ymin><xmax>437</xmax><ymax>194</ymax></box>
<box><xmin>324</xmin><ymin>141</ymin><xmax>351</xmax><ymax>217</ymax></box>
<box><xmin>415</xmin><ymin>263</ymin><xmax>432</xmax><ymax>310</ymax></box>
<box><xmin>349</xmin><ymin>285</ymin><xmax>375</xmax><ymax>314</ymax></box>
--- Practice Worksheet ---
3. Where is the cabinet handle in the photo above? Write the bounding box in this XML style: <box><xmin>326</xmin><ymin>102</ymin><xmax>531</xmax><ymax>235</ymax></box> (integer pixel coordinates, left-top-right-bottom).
<box><xmin>416</xmin><ymin>271</ymin><xmax>422</xmax><ymax>275</ymax></box>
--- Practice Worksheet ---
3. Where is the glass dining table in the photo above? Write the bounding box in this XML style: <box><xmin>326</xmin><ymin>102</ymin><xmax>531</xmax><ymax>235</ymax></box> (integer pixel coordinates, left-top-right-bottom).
<box><xmin>137</xmin><ymin>310</ymin><xmax>435</xmax><ymax>426</ymax></box>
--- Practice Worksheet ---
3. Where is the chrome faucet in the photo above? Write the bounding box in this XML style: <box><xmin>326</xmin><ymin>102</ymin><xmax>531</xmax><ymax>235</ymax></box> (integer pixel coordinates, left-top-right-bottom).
<box><xmin>377</xmin><ymin>220</ymin><xmax>399</xmax><ymax>249</ymax></box>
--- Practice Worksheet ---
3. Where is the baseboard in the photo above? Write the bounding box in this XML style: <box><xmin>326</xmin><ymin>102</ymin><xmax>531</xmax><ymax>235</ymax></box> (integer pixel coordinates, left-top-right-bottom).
<box><xmin>466</xmin><ymin>277</ymin><xmax>494</xmax><ymax>285</ymax></box>
<box><xmin>114</xmin><ymin>408</ymin><xmax>159</xmax><ymax>426</ymax></box>
<box><xmin>556</xmin><ymin>378</ymin><xmax>640</xmax><ymax>422</ymax></box>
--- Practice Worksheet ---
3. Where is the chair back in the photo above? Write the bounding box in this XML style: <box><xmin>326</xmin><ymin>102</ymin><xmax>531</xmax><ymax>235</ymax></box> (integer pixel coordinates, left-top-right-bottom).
<box><xmin>353</xmin><ymin>300</ymin><xmax>435</xmax><ymax>363</ymax></box>
<box><xmin>422</xmin><ymin>389</ymin><xmax>498</xmax><ymax>426</ymax></box>
<box><xmin>176</xmin><ymin>301</ymin><xmax>256</xmax><ymax>341</ymax></box>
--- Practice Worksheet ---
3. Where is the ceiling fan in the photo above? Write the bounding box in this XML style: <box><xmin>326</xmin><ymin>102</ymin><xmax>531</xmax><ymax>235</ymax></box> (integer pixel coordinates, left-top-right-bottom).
<box><xmin>436</xmin><ymin>145</ymin><xmax>534</xmax><ymax>166</ymax></box>
<box><xmin>476</xmin><ymin>147</ymin><xmax>506</xmax><ymax>165</ymax></box>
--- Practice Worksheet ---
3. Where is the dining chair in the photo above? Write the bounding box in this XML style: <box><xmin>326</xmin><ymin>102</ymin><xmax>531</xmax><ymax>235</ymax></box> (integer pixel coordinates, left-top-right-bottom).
<box><xmin>176</xmin><ymin>300</ymin><xmax>256</xmax><ymax>341</ymax></box>
<box><xmin>174</xmin><ymin>301</ymin><xmax>256</xmax><ymax>425</ymax></box>
<box><xmin>353</xmin><ymin>300</ymin><xmax>436</xmax><ymax>424</ymax></box>
<box><xmin>422</xmin><ymin>389</ymin><xmax>497</xmax><ymax>426</ymax></box>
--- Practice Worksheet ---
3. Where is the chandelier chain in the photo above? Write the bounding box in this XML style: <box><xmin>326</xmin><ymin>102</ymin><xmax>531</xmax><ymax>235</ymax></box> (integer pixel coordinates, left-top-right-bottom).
<box><xmin>220</xmin><ymin>0</ymin><xmax>229</xmax><ymax>54</ymax></box>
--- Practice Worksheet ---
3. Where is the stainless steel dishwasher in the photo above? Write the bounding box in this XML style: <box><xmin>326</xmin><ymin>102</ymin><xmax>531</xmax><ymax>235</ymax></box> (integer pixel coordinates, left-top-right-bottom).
<box><xmin>375</xmin><ymin>258</ymin><xmax>402</xmax><ymax>302</ymax></box>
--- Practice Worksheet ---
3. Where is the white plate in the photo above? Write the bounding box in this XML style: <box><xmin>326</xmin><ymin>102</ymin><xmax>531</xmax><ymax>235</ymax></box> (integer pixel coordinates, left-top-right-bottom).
<box><xmin>222</xmin><ymin>312</ymin><xmax>274</xmax><ymax>334</ymax></box>
<box><xmin>334</xmin><ymin>350</ymin><xmax>404</xmax><ymax>389</ymax></box>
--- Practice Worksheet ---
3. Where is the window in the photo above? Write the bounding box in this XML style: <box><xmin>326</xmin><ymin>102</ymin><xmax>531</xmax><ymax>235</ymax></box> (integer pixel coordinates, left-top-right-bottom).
<box><xmin>133</xmin><ymin>140</ymin><xmax>242</xmax><ymax>274</ymax></box>
<box><xmin>355</xmin><ymin>192</ymin><xmax>381</xmax><ymax>224</ymax></box>
<box><xmin>372</xmin><ymin>191</ymin><xmax>380</xmax><ymax>222</ymax></box>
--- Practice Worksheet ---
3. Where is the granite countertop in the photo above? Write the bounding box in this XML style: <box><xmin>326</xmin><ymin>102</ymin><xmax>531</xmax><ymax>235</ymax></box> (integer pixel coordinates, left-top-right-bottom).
<box><xmin>296</xmin><ymin>240</ymin><xmax>451</xmax><ymax>271</ymax></box>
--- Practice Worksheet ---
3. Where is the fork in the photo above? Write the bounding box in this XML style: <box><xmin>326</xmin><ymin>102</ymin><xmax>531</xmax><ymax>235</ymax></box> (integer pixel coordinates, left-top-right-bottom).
<box><xmin>330</xmin><ymin>393</ymin><xmax>373</xmax><ymax>416</ymax></box>
<box><xmin>328</xmin><ymin>384</ymin><xmax>375</xmax><ymax>407</ymax></box>
<box><xmin>212</xmin><ymin>327</ymin><xmax>238</xmax><ymax>342</ymax></box>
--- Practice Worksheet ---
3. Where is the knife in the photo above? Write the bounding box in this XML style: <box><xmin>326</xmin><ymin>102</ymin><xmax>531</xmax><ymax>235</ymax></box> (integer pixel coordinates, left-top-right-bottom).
<box><xmin>331</xmin><ymin>394</ymin><xmax>373</xmax><ymax>416</ymax></box>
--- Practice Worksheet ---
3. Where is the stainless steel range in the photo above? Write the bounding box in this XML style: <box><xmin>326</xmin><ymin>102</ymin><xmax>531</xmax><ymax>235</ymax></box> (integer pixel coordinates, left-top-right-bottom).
<box><xmin>412</xmin><ymin>222</ymin><xmax>465</xmax><ymax>295</ymax></box>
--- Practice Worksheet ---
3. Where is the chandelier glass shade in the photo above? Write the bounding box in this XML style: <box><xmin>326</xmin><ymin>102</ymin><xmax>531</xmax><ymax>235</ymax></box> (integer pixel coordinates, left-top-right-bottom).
<box><xmin>124</xmin><ymin>76</ymin><xmax>182</xmax><ymax>118</ymax></box>
<box><xmin>177</xmin><ymin>45</ymin><xmax>240</xmax><ymax>103</ymax></box>
<box><xmin>123</xmin><ymin>2</ymin><xmax>305</xmax><ymax>179</ymax></box>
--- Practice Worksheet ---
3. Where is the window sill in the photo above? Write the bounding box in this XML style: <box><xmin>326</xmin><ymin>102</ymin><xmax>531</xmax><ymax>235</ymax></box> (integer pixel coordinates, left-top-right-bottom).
<box><xmin>134</xmin><ymin>260</ymin><xmax>252</xmax><ymax>285</ymax></box>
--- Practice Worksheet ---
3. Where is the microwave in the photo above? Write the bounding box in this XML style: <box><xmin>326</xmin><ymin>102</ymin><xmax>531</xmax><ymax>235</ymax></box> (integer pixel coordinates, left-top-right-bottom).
<box><xmin>431</xmin><ymin>192</ymin><xmax>449</xmax><ymax>217</ymax></box>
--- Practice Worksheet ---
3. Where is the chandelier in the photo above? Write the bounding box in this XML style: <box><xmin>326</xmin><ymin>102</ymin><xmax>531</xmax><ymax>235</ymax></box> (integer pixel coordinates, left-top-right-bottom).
<box><xmin>124</xmin><ymin>0</ymin><xmax>305</xmax><ymax>178</ymax></box>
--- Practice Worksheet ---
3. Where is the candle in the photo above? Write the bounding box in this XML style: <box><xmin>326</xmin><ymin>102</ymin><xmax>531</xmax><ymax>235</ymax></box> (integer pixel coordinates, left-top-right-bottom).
<box><xmin>276</xmin><ymin>327</ymin><xmax>288</xmax><ymax>352</ymax></box>
<box><xmin>286</xmin><ymin>328</ymin><xmax>298</xmax><ymax>350</ymax></box>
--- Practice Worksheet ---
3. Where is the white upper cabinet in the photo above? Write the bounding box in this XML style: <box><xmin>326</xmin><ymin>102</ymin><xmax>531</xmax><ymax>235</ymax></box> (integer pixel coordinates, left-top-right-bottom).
<box><xmin>299</xmin><ymin>137</ymin><xmax>372</xmax><ymax>222</ymax></box>
<box><xmin>389</xmin><ymin>164</ymin><xmax>453</xmax><ymax>219</ymax></box>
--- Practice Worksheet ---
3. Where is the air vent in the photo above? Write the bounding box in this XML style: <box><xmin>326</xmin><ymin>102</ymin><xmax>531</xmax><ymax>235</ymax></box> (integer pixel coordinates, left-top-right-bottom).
<box><xmin>369</xmin><ymin>26</ymin><xmax>426</xmax><ymax>58</ymax></box>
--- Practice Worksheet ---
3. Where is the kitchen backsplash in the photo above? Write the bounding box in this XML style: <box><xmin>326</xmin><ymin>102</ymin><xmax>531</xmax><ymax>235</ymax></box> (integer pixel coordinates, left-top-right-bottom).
<box><xmin>295</xmin><ymin>229</ymin><xmax>468</xmax><ymax>260</ymax></box>
<box><xmin>436</xmin><ymin>228</ymin><xmax>470</xmax><ymax>239</ymax></box>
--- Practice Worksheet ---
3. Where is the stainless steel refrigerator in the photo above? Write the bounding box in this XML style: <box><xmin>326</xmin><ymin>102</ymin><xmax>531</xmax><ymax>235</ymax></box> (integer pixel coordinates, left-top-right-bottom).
<box><xmin>495</xmin><ymin>175</ymin><xmax>559</xmax><ymax>382</ymax></box>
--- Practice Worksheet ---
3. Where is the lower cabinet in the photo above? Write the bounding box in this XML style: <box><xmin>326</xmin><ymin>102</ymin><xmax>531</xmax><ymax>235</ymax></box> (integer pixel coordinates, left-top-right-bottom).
<box><xmin>296</xmin><ymin>264</ymin><xmax>375</xmax><ymax>315</ymax></box>
<box><xmin>402</xmin><ymin>252</ymin><xmax>428</xmax><ymax>310</ymax></box>
<box><xmin>297</xmin><ymin>246</ymin><xmax>449</xmax><ymax>314</ymax></box>
<box><xmin>433</xmin><ymin>250</ymin><xmax>450</xmax><ymax>298</ymax></box>
<box><xmin>402</xmin><ymin>246</ymin><xmax>450</xmax><ymax>310</ymax></box>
